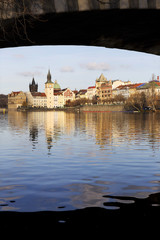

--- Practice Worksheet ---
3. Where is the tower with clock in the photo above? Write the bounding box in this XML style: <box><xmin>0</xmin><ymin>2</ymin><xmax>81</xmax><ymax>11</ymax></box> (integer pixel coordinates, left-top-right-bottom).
<box><xmin>45</xmin><ymin>70</ymin><xmax>54</xmax><ymax>108</ymax></box>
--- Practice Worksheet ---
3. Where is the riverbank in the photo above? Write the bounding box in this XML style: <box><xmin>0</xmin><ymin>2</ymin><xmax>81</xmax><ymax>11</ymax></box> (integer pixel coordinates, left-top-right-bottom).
<box><xmin>80</xmin><ymin>104</ymin><xmax>125</xmax><ymax>112</ymax></box>
<box><xmin>17</xmin><ymin>104</ymin><xmax>125</xmax><ymax>113</ymax></box>
<box><xmin>14</xmin><ymin>104</ymin><xmax>160</xmax><ymax>113</ymax></box>
<box><xmin>17</xmin><ymin>106</ymin><xmax>80</xmax><ymax>112</ymax></box>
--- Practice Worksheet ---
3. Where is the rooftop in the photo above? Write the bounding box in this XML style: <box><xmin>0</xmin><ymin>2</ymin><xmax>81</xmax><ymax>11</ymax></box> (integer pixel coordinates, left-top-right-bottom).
<box><xmin>54</xmin><ymin>80</ymin><xmax>61</xmax><ymax>90</ymax></box>
<box><xmin>31</xmin><ymin>92</ymin><xmax>46</xmax><ymax>97</ymax></box>
<box><xmin>8</xmin><ymin>91</ymin><xmax>21</xmax><ymax>97</ymax></box>
<box><xmin>137</xmin><ymin>81</ymin><xmax>160</xmax><ymax>89</ymax></box>
<box><xmin>96</xmin><ymin>74</ymin><xmax>107</xmax><ymax>82</ymax></box>
<box><xmin>88</xmin><ymin>86</ymin><xmax>96</xmax><ymax>89</ymax></box>
<box><xmin>116</xmin><ymin>83</ymin><xmax>143</xmax><ymax>90</ymax></box>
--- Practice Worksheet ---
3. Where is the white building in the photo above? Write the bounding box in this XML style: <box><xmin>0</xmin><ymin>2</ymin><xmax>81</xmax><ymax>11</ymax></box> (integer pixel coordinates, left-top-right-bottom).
<box><xmin>26</xmin><ymin>92</ymin><xmax>47</xmax><ymax>108</ymax></box>
<box><xmin>112</xmin><ymin>80</ymin><xmax>131</xmax><ymax>89</ymax></box>
<box><xmin>26</xmin><ymin>71</ymin><xmax>76</xmax><ymax>108</ymax></box>
<box><xmin>87</xmin><ymin>86</ymin><xmax>96</xmax><ymax>100</ymax></box>
<box><xmin>45</xmin><ymin>70</ymin><xmax>54</xmax><ymax>108</ymax></box>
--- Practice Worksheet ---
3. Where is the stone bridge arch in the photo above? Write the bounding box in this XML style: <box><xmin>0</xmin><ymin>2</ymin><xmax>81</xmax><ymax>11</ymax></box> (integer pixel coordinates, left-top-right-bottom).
<box><xmin>1</xmin><ymin>0</ymin><xmax>160</xmax><ymax>54</ymax></box>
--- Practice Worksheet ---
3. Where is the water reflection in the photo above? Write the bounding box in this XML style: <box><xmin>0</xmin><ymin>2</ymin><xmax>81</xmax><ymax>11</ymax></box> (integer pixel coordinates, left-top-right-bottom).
<box><xmin>1</xmin><ymin>111</ymin><xmax>160</xmax><ymax>211</ymax></box>
<box><xmin>7</xmin><ymin>111</ymin><xmax>160</xmax><ymax>153</ymax></box>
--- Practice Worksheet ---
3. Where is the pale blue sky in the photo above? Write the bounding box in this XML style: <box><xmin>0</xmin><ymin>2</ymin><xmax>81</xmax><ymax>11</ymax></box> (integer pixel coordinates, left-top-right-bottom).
<box><xmin>1</xmin><ymin>45</ymin><xmax>160</xmax><ymax>94</ymax></box>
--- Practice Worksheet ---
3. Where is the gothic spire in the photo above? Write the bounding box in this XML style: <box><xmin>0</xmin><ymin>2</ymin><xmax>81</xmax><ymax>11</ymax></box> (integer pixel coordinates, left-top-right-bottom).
<box><xmin>29</xmin><ymin>77</ymin><xmax>38</xmax><ymax>92</ymax></box>
<box><xmin>32</xmin><ymin>77</ymin><xmax>35</xmax><ymax>85</ymax></box>
<box><xmin>46</xmin><ymin>69</ymin><xmax>53</xmax><ymax>83</ymax></box>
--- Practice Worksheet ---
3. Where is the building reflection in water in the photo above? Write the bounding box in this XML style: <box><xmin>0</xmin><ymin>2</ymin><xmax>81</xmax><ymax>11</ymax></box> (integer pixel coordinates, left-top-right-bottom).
<box><xmin>7</xmin><ymin>111</ymin><xmax>160</xmax><ymax>154</ymax></box>
<box><xmin>5</xmin><ymin>111</ymin><xmax>160</xmax><ymax>210</ymax></box>
<box><xmin>29</xmin><ymin>126</ymin><xmax>38</xmax><ymax>150</ymax></box>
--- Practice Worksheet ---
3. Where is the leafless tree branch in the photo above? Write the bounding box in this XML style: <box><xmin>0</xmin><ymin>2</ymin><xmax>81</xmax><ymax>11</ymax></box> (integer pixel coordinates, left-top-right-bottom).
<box><xmin>0</xmin><ymin>0</ymin><xmax>45</xmax><ymax>43</ymax></box>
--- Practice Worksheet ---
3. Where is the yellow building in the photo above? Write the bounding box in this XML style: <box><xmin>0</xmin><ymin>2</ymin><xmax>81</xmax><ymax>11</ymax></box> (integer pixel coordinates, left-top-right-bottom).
<box><xmin>77</xmin><ymin>89</ymin><xmax>87</xmax><ymax>99</ymax></box>
<box><xmin>95</xmin><ymin>74</ymin><xmax>112</xmax><ymax>101</ymax></box>
<box><xmin>54</xmin><ymin>92</ymin><xmax>64</xmax><ymax>108</ymax></box>
<box><xmin>54</xmin><ymin>88</ymin><xmax>75</xmax><ymax>107</ymax></box>
<box><xmin>8</xmin><ymin>91</ymin><xmax>26</xmax><ymax>109</ymax></box>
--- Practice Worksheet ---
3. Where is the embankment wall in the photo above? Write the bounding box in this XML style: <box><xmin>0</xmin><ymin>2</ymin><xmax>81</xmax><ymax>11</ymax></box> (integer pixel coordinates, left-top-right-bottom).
<box><xmin>80</xmin><ymin>104</ymin><xmax>125</xmax><ymax>112</ymax></box>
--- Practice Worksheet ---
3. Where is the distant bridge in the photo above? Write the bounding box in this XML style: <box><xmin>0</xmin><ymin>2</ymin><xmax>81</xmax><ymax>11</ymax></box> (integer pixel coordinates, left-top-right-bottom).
<box><xmin>1</xmin><ymin>0</ymin><xmax>160</xmax><ymax>54</ymax></box>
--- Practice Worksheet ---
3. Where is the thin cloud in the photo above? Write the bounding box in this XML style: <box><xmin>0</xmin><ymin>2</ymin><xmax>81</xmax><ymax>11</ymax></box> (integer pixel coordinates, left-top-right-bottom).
<box><xmin>13</xmin><ymin>54</ymin><xmax>25</xmax><ymax>59</ymax></box>
<box><xmin>18</xmin><ymin>71</ymin><xmax>43</xmax><ymax>78</ymax></box>
<box><xmin>60</xmin><ymin>66</ymin><xmax>74</xmax><ymax>73</ymax></box>
<box><xmin>81</xmin><ymin>62</ymin><xmax>110</xmax><ymax>71</ymax></box>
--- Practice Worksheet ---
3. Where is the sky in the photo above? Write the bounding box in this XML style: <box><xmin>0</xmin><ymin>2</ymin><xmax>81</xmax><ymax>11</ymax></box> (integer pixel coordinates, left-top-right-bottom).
<box><xmin>1</xmin><ymin>45</ymin><xmax>160</xmax><ymax>94</ymax></box>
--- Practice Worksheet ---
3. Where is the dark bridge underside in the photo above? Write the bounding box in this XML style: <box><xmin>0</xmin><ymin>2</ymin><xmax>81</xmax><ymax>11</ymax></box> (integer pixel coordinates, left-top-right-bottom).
<box><xmin>1</xmin><ymin>9</ymin><xmax>160</xmax><ymax>55</ymax></box>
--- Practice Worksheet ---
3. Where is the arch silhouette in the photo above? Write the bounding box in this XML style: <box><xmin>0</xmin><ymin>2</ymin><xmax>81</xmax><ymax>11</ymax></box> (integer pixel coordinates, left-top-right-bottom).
<box><xmin>1</xmin><ymin>1</ymin><xmax>160</xmax><ymax>54</ymax></box>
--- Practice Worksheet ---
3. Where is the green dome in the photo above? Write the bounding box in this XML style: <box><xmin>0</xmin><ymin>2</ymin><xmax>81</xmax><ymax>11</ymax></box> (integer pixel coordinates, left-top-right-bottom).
<box><xmin>54</xmin><ymin>80</ymin><xmax>61</xmax><ymax>90</ymax></box>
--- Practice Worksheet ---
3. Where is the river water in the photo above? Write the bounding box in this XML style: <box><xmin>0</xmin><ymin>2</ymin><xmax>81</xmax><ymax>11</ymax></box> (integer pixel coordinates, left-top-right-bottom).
<box><xmin>0</xmin><ymin>111</ymin><xmax>160</xmax><ymax>212</ymax></box>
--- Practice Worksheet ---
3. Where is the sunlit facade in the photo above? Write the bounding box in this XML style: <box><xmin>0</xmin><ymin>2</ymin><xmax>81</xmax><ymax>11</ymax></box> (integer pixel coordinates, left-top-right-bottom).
<box><xmin>8</xmin><ymin>91</ymin><xmax>26</xmax><ymax>109</ymax></box>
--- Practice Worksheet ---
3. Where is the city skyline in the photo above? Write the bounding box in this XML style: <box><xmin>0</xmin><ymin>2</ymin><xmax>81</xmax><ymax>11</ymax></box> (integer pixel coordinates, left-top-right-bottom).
<box><xmin>1</xmin><ymin>45</ymin><xmax>160</xmax><ymax>94</ymax></box>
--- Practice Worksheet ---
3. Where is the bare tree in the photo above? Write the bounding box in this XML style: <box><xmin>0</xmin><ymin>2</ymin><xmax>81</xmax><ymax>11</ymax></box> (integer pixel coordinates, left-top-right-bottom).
<box><xmin>125</xmin><ymin>92</ymin><xmax>147</xmax><ymax>112</ymax></box>
<box><xmin>0</xmin><ymin>0</ymin><xmax>45</xmax><ymax>42</ymax></box>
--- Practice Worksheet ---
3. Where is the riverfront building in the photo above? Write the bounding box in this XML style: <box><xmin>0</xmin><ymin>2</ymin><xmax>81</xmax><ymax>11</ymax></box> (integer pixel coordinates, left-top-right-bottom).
<box><xmin>86</xmin><ymin>86</ymin><xmax>96</xmax><ymax>100</ymax></box>
<box><xmin>45</xmin><ymin>70</ymin><xmax>54</xmax><ymax>108</ymax></box>
<box><xmin>26</xmin><ymin>92</ymin><xmax>47</xmax><ymax>108</ymax></box>
<box><xmin>9</xmin><ymin>70</ymin><xmax>148</xmax><ymax>109</ymax></box>
<box><xmin>8</xmin><ymin>91</ymin><xmax>26</xmax><ymax>109</ymax></box>
<box><xmin>8</xmin><ymin>70</ymin><xmax>76</xmax><ymax>109</ymax></box>
<box><xmin>25</xmin><ymin>70</ymin><xmax>54</xmax><ymax>108</ymax></box>
<box><xmin>95</xmin><ymin>74</ymin><xmax>112</xmax><ymax>102</ymax></box>
<box><xmin>113</xmin><ymin>83</ymin><xmax>143</xmax><ymax>98</ymax></box>
<box><xmin>137</xmin><ymin>80</ymin><xmax>160</xmax><ymax>96</ymax></box>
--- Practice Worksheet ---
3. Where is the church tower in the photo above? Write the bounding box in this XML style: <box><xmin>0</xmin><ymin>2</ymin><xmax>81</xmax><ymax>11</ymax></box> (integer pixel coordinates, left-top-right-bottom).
<box><xmin>29</xmin><ymin>78</ymin><xmax>38</xmax><ymax>92</ymax></box>
<box><xmin>45</xmin><ymin>70</ymin><xmax>54</xmax><ymax>108</ymax></box>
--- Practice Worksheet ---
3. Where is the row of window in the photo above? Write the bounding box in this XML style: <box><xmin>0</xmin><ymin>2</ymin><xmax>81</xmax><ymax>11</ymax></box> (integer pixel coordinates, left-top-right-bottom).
<box><xmin>102</xmin><ymin>94</ymin><xmax>112</xmax><ymax>98</ymax></box>
<box><xmin>101</xmin><ymin>90</ymin><xmax>111</xmax><ymax>93</ymax></box>
<box><xmin>33</xmin><ymin>100</ymin><xmax>47</xmax><ymax>103</ymax></box>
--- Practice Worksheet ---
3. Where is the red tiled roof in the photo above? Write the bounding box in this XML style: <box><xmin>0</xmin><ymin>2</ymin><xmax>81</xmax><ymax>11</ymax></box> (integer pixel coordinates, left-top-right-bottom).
<box><xmin>130</xmin><ymin>83</ymin><xmax>143</xmax><ymax>88</ymax></box>
<box><xmin>13</xmin><ymin>91</ymin><xmax>21</xmax><ymax>95</ymax></box>
<box><xmin>117</xmin><ymin>83</ymin><xmax>143</xmax><ymax>89</ymax></box>
<box><xmin>8</xmin><ymin>91</ymin><xmax>21</xmax><ymax>97</ymax></box>
<box><xmin>72</xmin><ymin>90</ymin><xmax>78</xmax><ymax>94</ymax></box>
<box><xmin>79</xmin><ymin>89</ymin><xmax>87</xmax><ymax>93</ymax></box>
<box><xmin>88</xmin><ymin>86</ymin><xmax>96</xmax><ymax>89</ymax></box>
<box><xmin>54</xmin><ymin>92</ymin><xmax>62</xmax><ymax>96</ymax></box>
<box><xmin>31</xmin><ymin>92</ymin><xmax>46</xmax><ymax>97</ymax></box>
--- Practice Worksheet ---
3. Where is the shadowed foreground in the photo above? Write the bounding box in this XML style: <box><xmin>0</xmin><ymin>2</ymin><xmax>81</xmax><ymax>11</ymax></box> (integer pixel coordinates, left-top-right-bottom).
<box><xmin>2</xmin><ymin>9</ymin><xmax>160</xmax><ymax>55</ymax></box>
<box><xmin>1</xmin><ymin>192</ymin><xmax>160</xmax><ymax>237</ymax></box>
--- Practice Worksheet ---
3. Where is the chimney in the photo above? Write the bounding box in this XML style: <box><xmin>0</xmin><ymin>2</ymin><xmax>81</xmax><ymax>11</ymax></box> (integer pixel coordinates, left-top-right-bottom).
<box><xmin>157</xmin><ymin>76</ymin><xmax>159</xmax><ymax>81</ymax></box>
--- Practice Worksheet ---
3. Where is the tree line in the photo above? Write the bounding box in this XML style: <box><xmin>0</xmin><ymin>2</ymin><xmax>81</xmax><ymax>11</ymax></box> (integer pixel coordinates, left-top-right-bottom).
<box><xmin>65</xmin><ymin>91</ymin><xmax>160</xmax><ymax>112</ymax></box>
<box><xmin>65</xmin><ymin>94</ymin><xmax>125</xmax><ymax>107</ymax></box>
<box><xmin>0</xmin><ymin>94</ymin><xmax>8</xmax><ymax>108</ymax></box>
